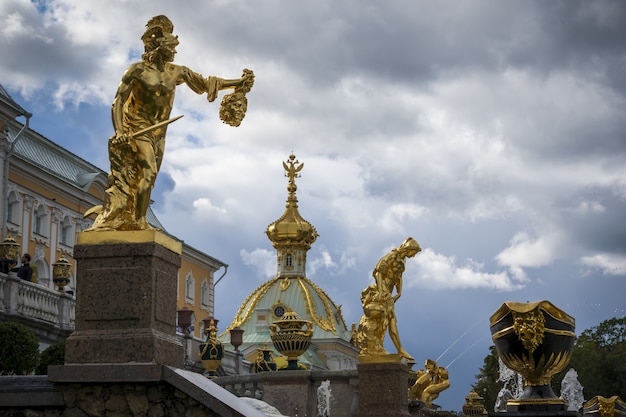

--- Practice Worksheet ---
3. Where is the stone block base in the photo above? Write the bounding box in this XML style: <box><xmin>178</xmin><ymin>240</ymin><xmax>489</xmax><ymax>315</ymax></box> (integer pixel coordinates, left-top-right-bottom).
<box><xmin>65</xmin><ymin>328</ymin><xmax>183</xmax><ymax>368</ymax></box>
<box><xmin>65</xmin><ymin>235</ymin><xmax>182</xmax><ymax>367</ymax></box>
<box><xmin>357</xmin><ymin>361</ymin><xmax>410</xmax><ymax>417</ymax></box>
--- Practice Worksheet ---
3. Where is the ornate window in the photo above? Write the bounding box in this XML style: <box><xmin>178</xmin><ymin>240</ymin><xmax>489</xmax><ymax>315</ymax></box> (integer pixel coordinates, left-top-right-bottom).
<box><xmin>7</xmin><ymin>192</ymin><xmax>21</xmax><ymax>226</ymax></box>
<box><xmin>59</xmin><ymin>216</ymin><xmax>74</xmax><ymax>247</ymax></box>
<box><xmin>185</xmin><ymin>273</ymin><xmax>195</xmax><ymax>303</ymax></box>
<box><xmin>200</xmin><ymin>280</ymin><xmax>210</xmax><ymax>309</ymax></box>
<box><xmin>285</xmin><ymin>253</ymin><xmax>292</xmax><ymax>267</ymax></box>
<box><xmin>273</xmin><ymin>304</ymin><xmax>287</xmax><ymax>319</ymax></box>
<box><xmin>33</xmin><ymin>204</ymin><xmax>50</xmax><ymax>238</ymax></box>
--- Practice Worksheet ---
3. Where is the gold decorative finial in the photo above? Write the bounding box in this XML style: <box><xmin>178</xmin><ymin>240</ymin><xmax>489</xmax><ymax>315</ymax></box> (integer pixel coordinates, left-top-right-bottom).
<box><xmin>284</xmin><ymin>153</ymin><xmax>303</xmax><ymax>184</ymax></box>
<box><xmin>266</xmin><ymin>154</ymin><xmax>317</xmax><ymax>250</ymax></box>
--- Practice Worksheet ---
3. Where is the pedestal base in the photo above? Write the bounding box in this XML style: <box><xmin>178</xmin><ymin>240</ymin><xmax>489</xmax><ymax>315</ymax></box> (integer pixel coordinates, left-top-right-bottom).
<box><xmin>65</xmin><ymin>234</ymin><xmax>182</xmax><ymax>367</ymax></box>
<box><xmin>357</xmin><ymin>361</ymin><xmax>410</xmax><ymax>417</ymax></box>
<box><xmin>65</xmin><ymin>328</ymin><xmax>183</xmax><ymax>367</ymax></box>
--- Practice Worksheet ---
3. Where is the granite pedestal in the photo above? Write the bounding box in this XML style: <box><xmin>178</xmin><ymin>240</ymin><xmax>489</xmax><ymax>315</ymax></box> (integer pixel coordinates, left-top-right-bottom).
<box><xmin>357</xmin><ymin>361</ymin><xmax>410</xmax><ymax>417</ymax></box>
<box><xmin>64</xmin><ymin>231</ymin><xmax>183</xmax><ymax>367</ymax></box>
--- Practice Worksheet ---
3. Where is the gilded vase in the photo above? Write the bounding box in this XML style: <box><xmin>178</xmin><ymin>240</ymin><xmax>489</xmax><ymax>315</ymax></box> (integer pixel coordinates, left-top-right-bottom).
<box><xmin>490</xmin><ymin>300</ymin><xmax>575</xmax><ymax>411</ymax></box>
<box><xmin>269</xmin><ymin>310</ymin><xmax>313</xmax><ymax>370</ymax></box>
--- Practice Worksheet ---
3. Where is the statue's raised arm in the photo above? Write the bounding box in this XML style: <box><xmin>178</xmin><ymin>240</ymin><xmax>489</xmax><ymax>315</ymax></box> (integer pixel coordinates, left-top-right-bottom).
<box><xmin>85</xmin><ymin>15</ymin><xmax>254</xmax><ymax>231</ymax></box>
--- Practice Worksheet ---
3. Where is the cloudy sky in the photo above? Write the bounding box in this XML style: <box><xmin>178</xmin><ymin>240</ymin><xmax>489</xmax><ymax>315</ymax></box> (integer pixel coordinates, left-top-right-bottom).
<box><xmin>2</xmin><ymin>0</ymin><xmax>626</xmax><ymax>410</ymax></box>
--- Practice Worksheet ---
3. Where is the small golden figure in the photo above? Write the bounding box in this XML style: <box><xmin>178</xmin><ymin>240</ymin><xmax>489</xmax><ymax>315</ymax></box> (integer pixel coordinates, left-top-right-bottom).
<box><xmin>408</xmin><ymin>359</ymin><xmax>451</xmax><ymax>407</ymax></box>
<box><xmin>356</xmin><ymin>237</ymin><xmax>421</xmax><ymax>362</ymax></box>
<box><xmin>85</xmin><ymin>15</ymin><xmax>254</xmax><ymax>231</ymax></box>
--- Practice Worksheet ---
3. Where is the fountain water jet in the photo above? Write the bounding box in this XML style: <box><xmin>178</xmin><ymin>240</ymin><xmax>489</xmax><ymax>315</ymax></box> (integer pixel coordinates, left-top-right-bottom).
<box><xmin>560</xmin><ymin>369</ymin><xmax>584</xmax><ymax>412</ymax></box>
<box><xmin>317</xmin><ymin>380</ymin><xmax>332</xmax><ymax>417</ymax></box>
<box><xmin>495</xmin><ymin>358</ymin><xmax>523</xmax><ymax>412</ymax></box>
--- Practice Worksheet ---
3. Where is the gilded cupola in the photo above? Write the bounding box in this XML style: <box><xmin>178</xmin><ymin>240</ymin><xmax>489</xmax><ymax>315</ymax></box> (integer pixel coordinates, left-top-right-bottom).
<box><xmin>266</xmin><ymin>154</ymin><xmax>318</xmax><ymax>277</ymax></box>
<box><xmin>221</xmin><ymin>153</ymin><xmax>358</xmax><ymax>371</ymax></box>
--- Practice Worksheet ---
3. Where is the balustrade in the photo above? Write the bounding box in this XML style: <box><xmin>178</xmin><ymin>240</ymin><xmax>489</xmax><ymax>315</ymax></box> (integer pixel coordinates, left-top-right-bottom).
<box><xmin>0</xmin><ymin>272</ymin><xmax>75</xmax><ymax>331</ymax></box>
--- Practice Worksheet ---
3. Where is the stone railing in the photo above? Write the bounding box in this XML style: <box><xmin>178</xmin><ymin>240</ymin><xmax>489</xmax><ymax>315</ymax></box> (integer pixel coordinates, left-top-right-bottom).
<box><xmin>214</xmin><ymin>373</ymin><xmax>265</xmax><ymax>399</ymax></box>
<box><xmin>213</xmin><ymin>368</ymin><xmax>360</xmax><ymax>417</ymax></box>
<box><xmin>0</xmin><ymin>272</ymin><xmax>75</xmax><ymax>343</ymax></box>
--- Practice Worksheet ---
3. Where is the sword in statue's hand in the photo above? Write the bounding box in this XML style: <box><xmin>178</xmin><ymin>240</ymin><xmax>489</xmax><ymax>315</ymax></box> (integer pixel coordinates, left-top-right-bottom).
<box><xmin>110</xmin><ymin>115</ymin><xmax>184</xmax><ymax>145</ymax></box>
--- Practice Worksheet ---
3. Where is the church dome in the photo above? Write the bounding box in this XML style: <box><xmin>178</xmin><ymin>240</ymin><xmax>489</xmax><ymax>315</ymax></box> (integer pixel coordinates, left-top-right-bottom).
<box><xmin>221</xmin><ymin>154</ymin><xmax>357</xmax><ymax>370</ymax></box>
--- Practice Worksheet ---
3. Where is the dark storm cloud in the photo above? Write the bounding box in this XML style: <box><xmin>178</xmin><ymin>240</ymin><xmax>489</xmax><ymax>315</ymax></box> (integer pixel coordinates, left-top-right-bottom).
<box><xmin>0</xmin><ymin>3</ymin><xmax>106</xmax><ymax>90</ymax></box>
<box><xmin>201</xmin><ymin>1</ymin><xmax>626</xmax><ymax>91</ymax></box>
<box><xmin>557</xmin><ymin>189</ymin><xmax>626</xmax><ymax>255</ymax></box>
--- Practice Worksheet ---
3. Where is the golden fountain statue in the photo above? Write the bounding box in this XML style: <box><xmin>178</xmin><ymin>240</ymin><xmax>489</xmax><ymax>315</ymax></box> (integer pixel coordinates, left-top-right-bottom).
<box><xmin>356</xmin><ymin>237</ymin><xmax>421</xmax><ymax>363</ymax></box>
<box><xmin>408</xmin><ymin>359</ymin><xmax>451</xmax><ymax>408</ymax></box>
<box><xmin>85</xmin><ymin>15</ymin><xmax>254</xmax><ymax>232</ymax></box>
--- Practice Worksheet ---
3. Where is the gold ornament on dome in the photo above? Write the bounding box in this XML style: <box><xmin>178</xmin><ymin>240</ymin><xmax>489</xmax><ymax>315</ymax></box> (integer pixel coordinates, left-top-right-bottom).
<box><xmin>265</xmin><ymin>154</ymin><xmax>318</xmax><ymax>249</ymax></box>
<box><xmin>84</xmin><ymin>15</ymin><xmax>253</xmax><ymax>232</ymax></box>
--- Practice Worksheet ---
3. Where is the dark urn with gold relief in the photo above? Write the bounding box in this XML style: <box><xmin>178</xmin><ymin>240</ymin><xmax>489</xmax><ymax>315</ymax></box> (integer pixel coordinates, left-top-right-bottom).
<box><xmin>490</xmin><ymin>300</ymin><xmax>576</xmax><ymax>412</ymax></box>
<box><xmin>199</xmin><ymin>320</ymin><xmax>223</xmax><ymax>378</ymax></box>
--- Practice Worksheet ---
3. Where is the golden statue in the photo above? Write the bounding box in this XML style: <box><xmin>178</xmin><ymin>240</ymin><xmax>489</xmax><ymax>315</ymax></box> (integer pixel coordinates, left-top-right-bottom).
<box><xmin>408</xmin><ymin>359</ymin><xmax>451</xmax><ymax>408</ymax></box>
<box><xmin>584</xmin><ymin>396</ymin><xmax>626</xmax><ymax>417</ymax></box>
<box><xmin>85</xmin><ymin>15</ymin><xmax>254</xmax><ymax>231</ymax></box>
<box><xmin>356</xmin><ymin>237</ymin><xmax>421</xmax><ymax>362</ymax></box>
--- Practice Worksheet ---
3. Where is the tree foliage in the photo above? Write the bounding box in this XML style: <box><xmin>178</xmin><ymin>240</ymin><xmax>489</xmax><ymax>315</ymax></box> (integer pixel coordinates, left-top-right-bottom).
<box><xmin>0</xmin><ymin>322</ymin><xmax>40</xmax><ymax>375</ymax></box>
<box><xmin>35</xmin><ymin>341</ymin><xmax>65</xmax><ymax>375</ymax></box>
<box><xmin>471</xmin><ymin>345</ymin><xmax>501</xmax><ymax>412</ymax></box>
<box><xmin>556</xmin><ymin>316</ymin><xmax>626</xmax><ymax>400</ymax></box>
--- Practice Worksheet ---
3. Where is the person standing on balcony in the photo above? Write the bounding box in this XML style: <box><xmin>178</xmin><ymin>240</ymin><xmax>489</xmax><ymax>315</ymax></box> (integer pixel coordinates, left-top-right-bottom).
<box><xmin>11</xmin><ymin>254</ymin><xmax>33</xmax><ymax>282</ymax></box>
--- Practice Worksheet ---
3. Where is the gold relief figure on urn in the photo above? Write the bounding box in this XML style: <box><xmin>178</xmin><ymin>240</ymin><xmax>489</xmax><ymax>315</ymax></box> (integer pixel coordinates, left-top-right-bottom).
<box><xmin>199</xmin><ymin>320</ymin><xmax>223</xmax><ymax>378</ymax></box>
<box><xmin>269</xmin><ymin>309</ymin><xmax>313</xmax><ymax>370</ymax></box>
<box><xmin>490</xmin><ymin>300</ymin><xmax>576</xmax><ymax>412</ymax></box>
<box><xmin>254</xmin><ymin>343</ymin><xmax>277</xmax><ymax>373</ymax></box>
<box><xmin>584</xmin><ymin>396</ymin><xmax>626</xmax><ymax>417</ymax></box>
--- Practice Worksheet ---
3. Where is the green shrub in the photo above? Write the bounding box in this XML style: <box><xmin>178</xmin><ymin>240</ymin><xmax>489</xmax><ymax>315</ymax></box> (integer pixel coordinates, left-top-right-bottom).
<box><xmin>0</xmin><ymin>322</ymin><xmax>40</xmax><ymax>375</ymax></box>
<box><xmin>36</xmin><ymin>340</ymin><xmax>65</xmax><ymax>375</ymax></box>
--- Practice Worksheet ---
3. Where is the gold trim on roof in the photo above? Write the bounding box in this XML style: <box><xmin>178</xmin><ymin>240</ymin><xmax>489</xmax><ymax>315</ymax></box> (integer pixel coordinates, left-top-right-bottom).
<box><xmin>297</xmin><ymin>276</ymin><xmax>340</xmax><ymax>334</ymax></box>
<box><xmin>227</xmin><ymin>276</ymin><xmax>279</xmax><ymax>330</ymax></box>
<box><xmin>226</xmin><ymin>275</ymin><xmax>347</xmax><ymax>337</ymax></box>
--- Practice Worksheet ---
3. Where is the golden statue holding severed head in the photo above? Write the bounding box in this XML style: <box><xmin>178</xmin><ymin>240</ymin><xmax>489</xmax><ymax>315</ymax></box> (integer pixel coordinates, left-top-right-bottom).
<box><xmin>85</xmin><ymin>15</ymin><xmax>254</xmax><ymax>231</ymax></box>
<box><xmin>356</xmin><ymin>237</ymin><xmax>421</xmax><ymax>362</ymax></box>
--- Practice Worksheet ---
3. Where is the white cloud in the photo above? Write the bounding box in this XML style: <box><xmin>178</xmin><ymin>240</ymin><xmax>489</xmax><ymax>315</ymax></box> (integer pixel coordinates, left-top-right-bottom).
<box><xmin>496</xmin><ymin>231</ymin><xmax>564</xmax><ymax>280</ymax></box>
<box><xmin>308</xmin><ymin>250</ymin><xmax>337</xmax><ymax>276</ymax></box>
<box><xmin>406</xmin><ymin>248</ymin><xmax>523</xmax><ymax>291</ymax></box>
<box><xmin>240</xmin><ymin>248</ymin><xmax>276</xmax><ymax>280</ymax></box>
<box><xmin>580</xmin><ymin>253</ymin><xmax>626</xmax><ymax>276</ymax></box>
<box><xmin>191</xmin><ymin>198</ymin><xmax>228</xmax><ymax>220</ymax></box>
<box><xmin>380</xmin><ymin>203</ymin><xmax>426</xmax><ymax>233</ymax></box>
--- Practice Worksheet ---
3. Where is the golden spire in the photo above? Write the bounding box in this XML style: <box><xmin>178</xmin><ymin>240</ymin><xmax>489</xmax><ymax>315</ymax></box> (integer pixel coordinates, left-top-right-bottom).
<box><xmin>266</xmin><ymin>154</ymin><xmax>318</xmax><ymax>251</ymax></box>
